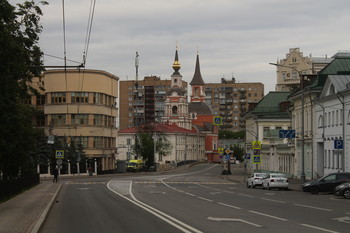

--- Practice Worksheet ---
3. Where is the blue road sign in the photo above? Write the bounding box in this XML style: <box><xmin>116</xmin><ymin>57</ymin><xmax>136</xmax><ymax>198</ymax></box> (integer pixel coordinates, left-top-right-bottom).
<box><xmin>253</xmin><ymin>155</ymin><xmax>261</xmax><ymax>164</ymax></box>
<box><xmin>334</xmin><ymin>140</ymin><xmax>343</xmax><ymax>149</ymax></box>
<box><xmin>279</xmin><ymin>130</ymin><xmax>296</xmax><ymax>138</ymax></box>
<box><xmin>213</xmin><ymin>116</ymin><xmax>223</xmax><ymax>125</ymax></box>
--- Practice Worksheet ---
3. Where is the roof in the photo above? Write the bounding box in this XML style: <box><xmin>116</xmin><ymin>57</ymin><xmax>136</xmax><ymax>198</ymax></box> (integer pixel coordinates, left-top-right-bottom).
<box><xmin>250</xmin><ymin>92</ymin><xmax>291</xmax><ymax>113</ymax></box>
<box><xmin>327</xmin><ymin>75</ymin><xmax>350</xmax><ymax>92</ymax></box>
<box><xmin>318</xmin><ymin>56</ymin><xmax>350</xmax><ymax>76</ymax></box>
<box><xmin>289</xmin><ymin>55</ymin><xmax>350</xmax><ymax>98</ymax></box>
<box><xmin>118</xmin><ymin>122</ymin><xmax>197</xmax><ymax>134</ymax></box>
<box><xmin>188</xmin><ymin>102</ymin><xmax>214</xmax><ymax>115</ymax></box>
<box><xmin>190</xmin><ymin>54</ymin><xmax>205</xmax><ymax>85</ymax></box>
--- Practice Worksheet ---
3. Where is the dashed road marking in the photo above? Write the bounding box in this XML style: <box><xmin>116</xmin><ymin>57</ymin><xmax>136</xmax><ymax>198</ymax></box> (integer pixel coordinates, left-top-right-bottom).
<box><xmin>217</xmin><ymin>202</ymin><xmax>241</xmax><ymax>209</ymax></box>
<box><xmin>294</xmin><ymin>204</ymin><xmax>333</xmax><ymax>212</ymax></box>
<box><xmin>301</xmin><ymin>224</ymin><xmax>340</xmax><ymax>233</ymax></box>
<box><xmin>249</xmin><ymin>210</ymin><xmax>288</xmax><ymax>221</ymax></box>
<box><xmin>260</xmin><ymin>198</ymin><xmax>286</xmax><ymax>203</ymax></box>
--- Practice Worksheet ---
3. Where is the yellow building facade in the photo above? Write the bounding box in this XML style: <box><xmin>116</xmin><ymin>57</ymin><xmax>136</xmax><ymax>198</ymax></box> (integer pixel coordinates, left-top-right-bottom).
<box><xmin>42</xmin><ymin>69</ymin><xmax>119</xmax><ymax>172</ymax></box>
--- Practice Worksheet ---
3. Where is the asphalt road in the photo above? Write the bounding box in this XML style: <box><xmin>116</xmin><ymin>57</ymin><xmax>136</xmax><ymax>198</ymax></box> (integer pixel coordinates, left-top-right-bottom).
<box><xmin>40</xmin><ymin>164</ymin><xmax>350</xmax><ymax>233</ymax></box>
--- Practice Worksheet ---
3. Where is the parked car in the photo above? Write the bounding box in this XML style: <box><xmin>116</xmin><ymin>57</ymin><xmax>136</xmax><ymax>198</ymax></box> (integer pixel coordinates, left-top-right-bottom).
<box><xmin>262</xmin><ymin>173</ymin><xmax>289</xmax><ymax>190</ymax></box>
<box><xmin>246</xmin><ymin>173</ymin><xmax>267</xmax><ymax>188</ymax></box>
<box><xmin>302</xmin><ymin>172</ymin><xmax>350</xmax><ymax>194</ymax></box>
<box><xmin>334</xmin><ymin>182</ymin><xmax>350</xmax><ymax>199</ymax></box>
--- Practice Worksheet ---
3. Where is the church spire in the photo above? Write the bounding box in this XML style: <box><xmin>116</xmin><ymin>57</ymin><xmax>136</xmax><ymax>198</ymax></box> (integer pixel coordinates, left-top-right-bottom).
<box><xmin>172</xmin><ymin>45</ymin><xmax>181</xmax><ymax>75</ymax></box>
<box><xmin>190</xmin><ymin>52</ymin><xmax>205</xmax><ymax>85</ymax></box>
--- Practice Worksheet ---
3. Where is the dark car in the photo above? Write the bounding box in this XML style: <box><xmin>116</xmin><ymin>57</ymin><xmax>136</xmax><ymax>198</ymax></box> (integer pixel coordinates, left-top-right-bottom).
<box><xmin>302</xmin><ymin>172</ymin><xmax>350</xmax><ymax>194</ymax></box>
<box><xmin>334</xmin><ymin>182</ymin><xmax>350</xmax><ymax>199</ymax></box>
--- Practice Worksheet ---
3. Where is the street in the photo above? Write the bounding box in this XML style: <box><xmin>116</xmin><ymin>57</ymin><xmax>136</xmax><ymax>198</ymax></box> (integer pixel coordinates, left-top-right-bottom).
<box><xmin>40</xmin><ymin>164</ymin><xmax>350</xmax><ymax>233</ymax></box>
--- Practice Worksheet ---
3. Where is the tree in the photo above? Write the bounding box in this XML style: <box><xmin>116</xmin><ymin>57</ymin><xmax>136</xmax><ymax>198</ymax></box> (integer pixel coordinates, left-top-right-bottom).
<box><xmin>231</xmin><ymin>144</ymin><xmax>245</xmax><ymax>162</ymax></box>
<box><xmin>131</xmin><ymin>123</ymin><xmax>173</xmax><ymax>170</ymax></box>
<box><xmin>219</xmin><ymin>130</ymin><xmax>245</xmax><ymax>139</ymax></box>
<box><xmin>0</xmin><ymin>0</ymin><xmax>47</xmax><ymax>179</ymax></box>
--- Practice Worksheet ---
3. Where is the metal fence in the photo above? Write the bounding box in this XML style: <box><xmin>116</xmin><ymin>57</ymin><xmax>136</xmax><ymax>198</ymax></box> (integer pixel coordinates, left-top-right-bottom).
<box><xmin>0</xmin><ymin>174</ymin><xmax>40</xmax><ymax>200</ymax></box>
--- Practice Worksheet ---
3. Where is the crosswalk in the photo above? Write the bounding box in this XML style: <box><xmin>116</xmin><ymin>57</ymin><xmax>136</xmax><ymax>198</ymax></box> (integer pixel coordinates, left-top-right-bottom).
<box><xmin>134</xmin><ymin>181</ymin><xmax>235</xmax><ymax>185</ymax></box>
<box><xmin>66</xmin><ymin>181</ymin><xmax>106</xmax><ymax>185</ymax></box>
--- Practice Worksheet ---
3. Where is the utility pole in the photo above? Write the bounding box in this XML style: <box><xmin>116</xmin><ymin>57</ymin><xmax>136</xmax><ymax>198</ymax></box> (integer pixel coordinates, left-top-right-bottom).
<box><xmin>269</xmin><ymin>63</ymin><xmax>306</xmax><ymax>184</ymax></box>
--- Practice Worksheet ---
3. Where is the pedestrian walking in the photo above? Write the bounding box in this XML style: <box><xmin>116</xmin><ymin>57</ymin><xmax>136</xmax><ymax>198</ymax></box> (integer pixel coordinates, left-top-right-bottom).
<box><xmin>53</xmin><ymin>166</ymin><xmax>59</xmax><ymax>183</ymax></box>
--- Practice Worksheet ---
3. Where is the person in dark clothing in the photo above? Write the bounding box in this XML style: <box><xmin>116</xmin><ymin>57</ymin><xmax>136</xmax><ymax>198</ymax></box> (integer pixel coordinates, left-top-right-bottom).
<box><xmin>53</xmin><ymin>167</ymin><xmax>59</xmax><ymax>183</ymax></box>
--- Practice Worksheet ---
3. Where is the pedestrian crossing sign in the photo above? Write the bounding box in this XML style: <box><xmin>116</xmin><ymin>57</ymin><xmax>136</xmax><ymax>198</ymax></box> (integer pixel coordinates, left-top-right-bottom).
<box><xmin>252</xmin><ymin>141</ymin><xmax>261</xmax><ymax>149</ymax></box>
<box><xmin>213</xmin><ymin>116</ymin><xmax>223</xmax><ymax>125</ymax></box>
<box><xmin>56</xmin><ymin>150</ymin><xmax>64</xmax><ymax>159</ymax></box>
<box><xmin>253</xmin><ymin>155</ymin><xmax>261</xmax><ymax>164</ymax></box>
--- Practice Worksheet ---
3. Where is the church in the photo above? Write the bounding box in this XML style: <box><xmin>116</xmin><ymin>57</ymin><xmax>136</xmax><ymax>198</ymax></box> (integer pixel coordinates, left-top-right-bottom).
<box><xmin>118</xmin><ymin>47</ymin><xmax>220</xmax><ymax>166</ymax></box>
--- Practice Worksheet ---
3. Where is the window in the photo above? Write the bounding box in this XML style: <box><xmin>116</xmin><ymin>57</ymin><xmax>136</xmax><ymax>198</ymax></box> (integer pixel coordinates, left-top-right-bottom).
<box><xmin>94</xmin><ymin>114</ymin><xmax>104</xmax><ymax>126</ymax></box>
<box><xmin>292</xmin><ymin>72</ymin><xmax>298</xmax><ymax>79</ymax></box>
<box><xmin>324</xmin><ymin>174</ymin><xmax>336</xmax><ymax>182</ymax></box>
<box><xmin>282</xmin><ymin>72</ymin><xmax>286</xmax><ymax>80</ymax></box>
<box><xmin>52</xmin><ymin>114</ymin><xmax>66</xmax><ymax>127</ymax></box>
<box><xmin>93</xmin><ymin>136</ymin><xmax>103</xmax><ymax>148</ymax></box>
<box><xmin>71</xmin><ymin>92</ymin><xmax>89</xmax><ymax>103</ymax></box>
<box><xmin>94</xmin><ymin>93</ymin><xmax>104</xmax><ymax>105</ymax></box>
<box><xmin>72</xmin><ymin>114</ymin><xmax>88</xmax><ymax>125</ymax></box>
<box><xmin>71</xmin><ymin>136</ymin><xmax>88</xmax><ymax>148</ymax></box>
<box><xmin>51</xmin><ymin>92</ymin><xmax>66</xmax><ymax>103</ymax></box>
<box><xmin>329</xmin><ymin>84</ymin><xmax>335</xmax><ymax>95</ymax></box>
<box><xmin>172</xmin><ymin>106</ymin><xmax>178</xmax><ymax>114</ymax></box>
<box><xmin>318</xmin><ymin>115</ymin><xmax>324</xmax><ymax>128</ymax></box>
<box><xmin>36</xmin><ymin>95</ymin><xmax>45</xmax><ymax>105</ymax></box>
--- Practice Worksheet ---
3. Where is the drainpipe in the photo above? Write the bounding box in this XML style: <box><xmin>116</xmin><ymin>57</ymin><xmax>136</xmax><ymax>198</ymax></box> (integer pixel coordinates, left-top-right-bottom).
<box><xmin>308</xmin><ymin>94</ymin><xmax>314</xmax><ymax>180</ymax></box>
<box><xmin>317</xmin><ymin>102</ymin><xmax>326</xmax><ymax>178</ymax></box>
<box><xmin>337</xmin><ymin>93</ymin><xmax>345</xmax><ymax>172</ymax></box>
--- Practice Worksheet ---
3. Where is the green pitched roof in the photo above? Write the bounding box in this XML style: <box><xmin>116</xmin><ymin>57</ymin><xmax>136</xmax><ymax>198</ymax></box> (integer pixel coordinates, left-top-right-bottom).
<box><xmin>310</xmin><ymin>54</ymin><xmax>350</xmax><ymax>90</ymax></box>
<box><xmin>251</xmin><ymin>91</ymin><xmax>291</xmax><ymax>113</ymax></box>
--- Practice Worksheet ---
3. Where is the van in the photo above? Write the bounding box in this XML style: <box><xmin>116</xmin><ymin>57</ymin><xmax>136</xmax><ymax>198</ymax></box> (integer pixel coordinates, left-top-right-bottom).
<box><xmin>127</xmin><ymin>160</ymin><xmax>144</xmax><ymax>172</ymax></box>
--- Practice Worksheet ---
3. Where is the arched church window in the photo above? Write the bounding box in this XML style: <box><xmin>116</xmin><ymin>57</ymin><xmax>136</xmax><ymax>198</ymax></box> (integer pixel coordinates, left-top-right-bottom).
<box><xmin>329</xmin><ymin>84</ymin><xmax>335</xmax><ymax>95</ymax></box>
<box><xmin>318</xmin><ymin>115</ymin><xmax>324</xmax><ymax>128</ymax></box>
<box><xmin>172</xmin><ymin>106</ymin><xmax>178</xmax><ymax>114</ymax></box>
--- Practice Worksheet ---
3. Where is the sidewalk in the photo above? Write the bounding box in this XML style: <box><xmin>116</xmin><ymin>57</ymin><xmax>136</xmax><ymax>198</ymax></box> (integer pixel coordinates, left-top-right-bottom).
<box><xmin>0</xmin><ymin>180</ymin><xmax>61</xmax><ymax>233</ymax></box>
<box><xmin>219</xmin><ymin>163</ymin><xmax>303</xmax><ymax>191</ymax></box>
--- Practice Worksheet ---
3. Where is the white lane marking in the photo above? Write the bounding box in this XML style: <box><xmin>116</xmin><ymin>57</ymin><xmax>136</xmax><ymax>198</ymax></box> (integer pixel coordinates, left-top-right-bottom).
<box><xmin>238</xmin><ymin>193</ymin><xmax>254</xmax><ymax>198</ymax></box>
<box><xmin>294</xmin><ymin>204</ymin><xmax>333</xmax><ymax>212</ymax></box>
<box><xmin>223</xmin><ymin>191</ymin><xmax>235</xmax><ymax>194</ymax></box>
<box><xmin>217</xmin><ymin>202</ymin><xmax>241</xmax><ymax>210</ymax></box>
<box><xmin>197</xmin><ymin>197</ymin><xmax>214</xmax><ymax>202</ymax></box>
<box><xmin>260</xmin><ymin>198</ymin><xmax>286</xmax><ymax>203</ymax></box>
<box><xmin>185</xmin><ymin>192</ymin><xmax>196</xmax><ymax>197</ymax></box>
<box><xmin>301</xmin><ymin>224</ymin><xmax>340</xmax><ymax>233</ymax></box>
<box><xmin>249</xmin><ymin>210</ymin><xmax>288</xmax><ymax>221</ymax></box>
<box><xmin>332</xmin><ymin>216</ymin><xmax>350</xmax><ymax>224</ymax></box>
<box><xmin>207</xmin><ymin>217</ymin><xmax>262</xmax><ymax>227</ymax></box>
<box><xmin>107</xmin><ymin>181</ymin><xmax>202</xmax><ymax>233</ymax></box>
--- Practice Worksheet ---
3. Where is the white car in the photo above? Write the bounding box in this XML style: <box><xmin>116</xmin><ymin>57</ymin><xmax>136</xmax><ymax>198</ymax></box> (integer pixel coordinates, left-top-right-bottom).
<box><xmin>262</xmin><ymin>173</ymin><xmax>289</xmax><ymax>190</ymax></box>
<box><xmin>246</xmin><ymin>173</ymin><xmax>268</xmax><ymax>188</ymax></box>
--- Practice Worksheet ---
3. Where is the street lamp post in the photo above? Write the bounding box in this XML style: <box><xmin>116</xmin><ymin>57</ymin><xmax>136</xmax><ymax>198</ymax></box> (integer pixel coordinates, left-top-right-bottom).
<box><xmin>269</xmin><ymin>63</ymin><xmax>306</xmax><ymax>184</ymax></box>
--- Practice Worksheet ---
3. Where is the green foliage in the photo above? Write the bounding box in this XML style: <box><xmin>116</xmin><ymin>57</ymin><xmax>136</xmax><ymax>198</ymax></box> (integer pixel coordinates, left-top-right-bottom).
<box><xmin>0</xmin><ymin>0</ymin><xmax>47</xmax><ymax>179</ymax></box>
<box><xmin>219</xmin><ymin>130</ymin><xmax>245</xmax><ymax>139</ymax></box>
<box><xmin>131</xmin><ymin>123</ymin><xmax>173</xmax><ymax>169</ymax></box>
<box><xmin>231</xmin><ymin>144</ymin><xmax>245</xmax><ymax>162</ymax></box>
<box><xmin>132</xmin><ymin>133</ymin><xmax>154</xmax><ymax>168</ymax></box>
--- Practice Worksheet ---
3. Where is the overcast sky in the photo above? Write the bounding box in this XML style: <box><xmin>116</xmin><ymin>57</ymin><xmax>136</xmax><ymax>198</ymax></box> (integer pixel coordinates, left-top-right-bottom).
<box><xmin>36</xmin><ymin>0</ymin><xmax>350</xmax><ymax>93</ymax></box>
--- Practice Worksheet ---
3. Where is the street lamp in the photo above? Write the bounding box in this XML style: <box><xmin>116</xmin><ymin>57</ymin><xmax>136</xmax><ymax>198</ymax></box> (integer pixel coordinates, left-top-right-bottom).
<box><xmin>269</xmin><ymin>63</ymin><xmax>306</xmax><ymax>184</ymax></box>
